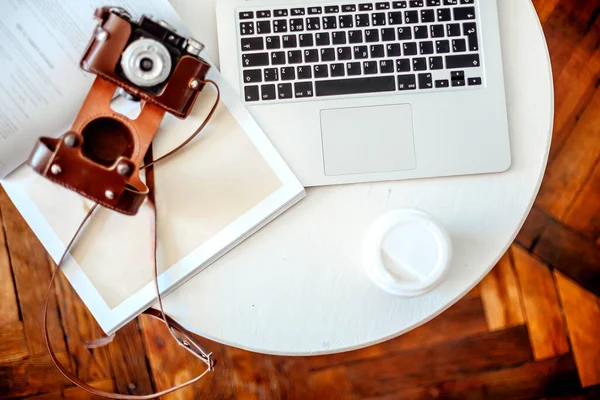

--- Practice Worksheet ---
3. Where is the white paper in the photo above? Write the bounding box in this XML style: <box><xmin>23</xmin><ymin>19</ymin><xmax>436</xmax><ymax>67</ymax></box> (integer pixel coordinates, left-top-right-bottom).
<box><xmin>0</xmin><ymin>0</ymin><xmax>188</xmax><ymax>178</ymax></box>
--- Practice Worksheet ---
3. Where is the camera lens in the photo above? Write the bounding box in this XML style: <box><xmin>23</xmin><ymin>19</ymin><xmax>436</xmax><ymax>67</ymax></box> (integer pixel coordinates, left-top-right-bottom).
<box><xmin>139</xmin><ymin>57</ymin><xmax>154</xmax><ymax>72</ymax></box>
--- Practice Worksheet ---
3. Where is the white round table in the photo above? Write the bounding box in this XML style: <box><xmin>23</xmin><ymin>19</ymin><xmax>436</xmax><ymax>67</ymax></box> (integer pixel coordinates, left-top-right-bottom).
<box><xmin>164</xmin><ymin>0</ymin><xmax>553</xmax><ymax>355</ymax></box>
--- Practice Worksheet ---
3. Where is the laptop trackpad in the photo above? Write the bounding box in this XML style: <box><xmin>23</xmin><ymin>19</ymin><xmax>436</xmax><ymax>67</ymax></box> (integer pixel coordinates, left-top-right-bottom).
<box><xmin>320</xmin><ymin>104</ymin><xmax>416</xmax><ymax>176</ymax></box>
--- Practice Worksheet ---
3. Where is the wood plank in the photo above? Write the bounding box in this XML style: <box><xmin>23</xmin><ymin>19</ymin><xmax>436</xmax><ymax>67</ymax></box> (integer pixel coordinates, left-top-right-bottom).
<box><xmin>226</xmin><ymin>346</ymin><xmax>281</xmax><ymax>400</ymax></box>
<box><xmin>537</xmin><ymin>87</ymin><xmax>600</xmax><ymax>219</ymax></box>
<box><xmin>0</xmin><ymin>321</ymin><xmax>29</xmax><ymax>365</ymax></box>
<box><xmin>63</xmin><ymin>379</ymin><xmax>115</xmax><ymax>399</ymax></box>
<box><xmin>308</xmin><ymin>296</ymin><xmax>488</xmax><ymax>370</ymax></box>
<box><xmin>0</xmin><ymin>188</ymin><xmax>19</xmax><ymax>327</ymax></box>
<box><xmin>533</xmin><ymin>219</ymin><xmax>600</xmax><ymax>296</ymax></box>
<box><xmin>533</xmin><ymin>0</ymin><xmax>561</xmax><ymax>23</ymax></box>
<box><xmin>106</xmin><ymin>319</ymin><xmax>154</xmax><ymax>396</ymax></box>
<box><xmin>0</xmin><ymin>189</ymin><xmax>66</xmax><ymax>356</ymax></box>
<box><xmin>191</xmin><ymin>341</ymin><xmax>237</xmax><ymax>400</ymax></box>
<box><xmin>479</xmin><ymin>250</ymin><xmax>525</xmax><ymax>331</ymax></box>
<box><xmin>512</xmin><ymin>245</ymin><xmax>570</xmax><ymax>360</ymax></box>
<box><xmin>344</xmin><ymin>325</ymin><xmax>534</xmax><ymax>398</ymax></box>
<box><xmin>308</xmin><ymin>367</ymin><xmax>352</xmax><ymax>400</ymax></box>
<box><xmin>515</xmin><ymin>206</ymin><xmax>552</xmax><ymax>250</ymax></box>
<box><xmin>555</xmin><ymin>271</ymin><xmax>600</xmax><ymax>387</ymax></box>
<box><xmin>0</xmin><ymin>352</ymin><xmax>71</xmax><ymax>398</ymax></box>
<box><xmin>564</xmin><ymin>159</ymin><xmax>600</xmax><ymax>239</ymax></box>
<box><xmin>369</xmin><ymin>355</ymin><xmax>581</xmax><ymax>400</ymax></box>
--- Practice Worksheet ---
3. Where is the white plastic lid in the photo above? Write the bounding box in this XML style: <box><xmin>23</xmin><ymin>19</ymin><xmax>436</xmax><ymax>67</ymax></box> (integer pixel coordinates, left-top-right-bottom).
<box><xmin>363</xmin><ymin>209</ymin><xmax>452</xmax><ymax>296</ymax></box>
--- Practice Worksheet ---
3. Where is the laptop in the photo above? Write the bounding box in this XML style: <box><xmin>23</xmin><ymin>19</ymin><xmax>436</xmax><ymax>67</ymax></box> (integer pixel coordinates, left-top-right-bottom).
<box><xmin>216</xmin><ymin>0</ymin><xmax>510</xmax><ymax>186</ymax></box>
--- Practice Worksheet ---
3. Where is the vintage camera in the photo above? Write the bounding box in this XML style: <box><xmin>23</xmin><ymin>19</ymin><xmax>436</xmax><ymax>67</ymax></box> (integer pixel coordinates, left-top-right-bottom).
<box><xmin>28</xmin><ymin>7</ymin><xmax>212</xmax><ymax>215</ymax></box>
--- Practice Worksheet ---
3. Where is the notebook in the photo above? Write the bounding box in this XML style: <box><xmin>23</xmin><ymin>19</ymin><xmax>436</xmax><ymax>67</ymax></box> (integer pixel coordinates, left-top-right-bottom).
<box><xmin>0</xmin><ymin>0</ymin><xmax>305</xmax><ymax>334</ymax></box>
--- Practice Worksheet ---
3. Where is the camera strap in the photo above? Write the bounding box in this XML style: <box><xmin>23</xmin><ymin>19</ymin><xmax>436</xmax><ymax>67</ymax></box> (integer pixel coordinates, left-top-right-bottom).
<box><xmin>42</xmin><ymin>80</ymin><xmax>221</xmax><ymax>399</ymax></box>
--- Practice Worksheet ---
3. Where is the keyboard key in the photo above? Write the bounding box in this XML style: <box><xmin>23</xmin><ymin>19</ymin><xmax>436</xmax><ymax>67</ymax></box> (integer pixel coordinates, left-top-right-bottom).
<box><xmin>330</xmin><ymin>63</ymin><xmax>345</xmax><ymax>76</ymax></box>
<box><xmin>321</xmin><ymin>47</ymin><xmax>336</xmax><ymax>61</ymax></box>
<box><xmin>273</xmin><ymin>19</ymin><xmax>288</xmax><ymax>32</ymax></box>
<box><xmin>436</xmin><ymin>40</ymin><xmax>450</xmax><ymax>53</ymax></box>
<box><xmin>316</xmin><ymin>32</ymin><xmax>330</xmax><ymax>45</ymax></box>
<box><xmin>431</xmin><ymin>24</ymin><xmax>445</xmax><ymax>38</ymax></box>
<box><xmin>454</xmin><ymin>6</ymin><xmax>476</xmax><ymax>20</ymax></box>
<box><xmin>240</xmin><ymin>22</ymin><xmax>254</xmax><ymax>35</ymax></box>
<box><xmin>435</xmin><ymin>79</ymin><xmax>449</xmax><ymax>88</ymax></box>
<box><xmin>414</xmin><ymin>25</ymin><xmax>428</xmax><ymax>39</ymax></box>
<box><xmin>397</xmin><ymin>27</ymin><xmax>412</xmax><ymax>40</ymax></box>
<box><xmin>392</xmin><ymin>1</ymin><xmax>408</xmax><ymax>8</ymax></box>
<box><xmin>295</xmin><ymin>81</ymin><xmax>314</xmax><ymax>97</ymax></box>
<box><xmin>396</xmin><ymin>58</ymin><xmax>411</xmax><ymax>72</ymax></box>
<box><xmin>447</xmin><ymin>23</ymin><xmax>461</xmax><ymax>37</ymax></box>
<box><xmin>372</xmin><ymin>12</ymin><xmax>387</xmax><ymax>26</ymax></box>
<box><xmin>308</xmin><ymin>6</ymin><xmax>323</xmax><ymax>14</ymax></box>
<box><xmin>337</xmin><ymin>46</ymin><xmax>352</xmax><ymax>60</ymax></box>
<box><xmin>461</xmin><ymin>0</ymin><xmax>474</xmax><ymax>3</ymax></box>
<box><xmin>307</xmin><ymin>17</ymin><xmax>321</xmax><ymax>30</ymax></box>
<box><xmin>379</xmin><ymin>59</ymin><xmax>394</xmax><ymax>73</ymax></box>
<box><xmin>387</xmin><ymin>43</ymin><xmax>401</xmax><ymax>56</ymax></box>
<box><xmin>316</xmin><ymin>76</ymin><xmax>396</xmax><ymax>96</ymax></box>
<box><xmin>256</xmin><ymin>21</ymin><xmax>271</xmax><ymax>34</ymax></box>
<box><xmin>354</xmin><ymin>45</ymin><xmax>369</xmax><ymax>59</ymax></box>
<box><xmin>376</xmin><ymin>2</ymin><xmax>391</xmax><ymax>9</ymax></box>
<box><xmin>421</xmin><ymin>9</ymin><xmax>435</xmax><ymax>23</ymax></box>
<box><xmin>418</xmin><ymin>73</ymin><xmax>433</xmax><ymax>89</ymax></box>
<box><xmin>332</xmin><ymin>31</ymin><xmax>347</xmax><ymax>44</ymax></box>
<box><xmin>468</xmin><ymin>77</ymin><xmax>482</xmax><ymax>85</ymax></box>
<box><xmin>264</xmin><ymin>68</ymin><xmax>279</xmax><ymax>81</ymax></box>
<box><xmin>339</xmin><ymin>15</ymin><xmax>354</xmax><ymax>28</ymax></box>
<box><xmin>403</xmin><ymin>42</ymin><xmax>418</xmax><ymax>55</ymax></box>
<box><xmin>325</xmin><ymin>5</ymin><xmax>340</xmax><ymax>13</ymax></box>
<box><xmin>241</xmin><ymin>37</ymin><xmax>263</xmax><ymax>51</ymax></box>
<box><xmin>266</xmin><ymin>36</ymin><xmax>281</xmax><ymax>49</ymax></box>
<box><xmin>397</xmin><ymin>74</ymin><xmax>417</xmax><ymax>90</ymax></box>
<box><xmin>356</xmin><ymin>14</ymin><xmax>370</xmax><ymax>26</ymax></box>
<box><xmin>242</xmin><ymin>52</ymin><xmax>269</xmax><ymax>67</ymax></box>
<box><xmin>410</xmin><ymin>0</ymin><xmax>424</xmax><ymax>6</ymax></box>
<box><xmin>429</xmin><ymin>56</ymin><xmax>443</xmax><ymax>69</ymax></box>
<box><xmin>271</xmin><ymin>51</ymin><xmax>286</xmax><ymax>65</ymax></box>
<box><xmin>451</xmin><ymin>70</ymin><xmax>465</xmax><ymax>80</ymax></box>
<box><xmin>347</xmin><ymin>62</ymin><xmax>362</xmax><ymax>75</ymax></box>
<box><xmin>291</xmin><ymin>7</ymin><xmax>305</xmax><ymax>15</ymax></box>
<box><xmin>444</xmin><ymin>0</ymin><xmax>458</xmax><ymax>4</ymax></box>
<box><xmin>446</xmin><ymin>53</ymin><xmax>480</xmax><ymax>68</ymax></box>
<box><xmin>290</xmin><ymin>18</ymin><xmax>304</xmax><ymax>31</ymax></box>
<box><xmin>314</xmin><ymin>64</ymin><xmax>329</xmax><ymax>77</ymax></box>
<box><xmin>348</xmin><ymin>30</ymin><xmax>363</xmax><ymax>43</ymax></box>
<box><xmin>388</xmin><ymin>11</ymin><xmax>403</xmax><ymax>24</ymax></box>
<box><xmin>405</xmin><ymin>10</ymin><xmax>419</xmax><ymax>23</ymax></box>
<box><xmin>282</xmin><ymin>35</ymin><xmax>297</xmax><ymax>48</ymax></box>
<box><xmin>278</xmin><ymin>83</ymin><xmax>293</xmax><ymax>99</ymax></box>
<box><xmin>342</xmin><ymin>4</ymin><xmax>357</xmax><ymax>12</ymax></box>
<box><xmin>323</xmin><ymin>16</ymin><xmax>337</xmax><ymax>29</ymax></box>
<box><xmin>382</xmin><ymin>28</ymin><xmax>396</xmax><ymax>41</ymax></box>
<box><xmin>452</xmin><ymin>38</ymin><xmax>467</xmax><ymax>52</ymax></box>
<box><xmin>304</xmin><ymin>48</ymin><xmax>319</xmax><ymax>62</ymax></box>
<box><xmin>243</xmin><ymin>69</ymin><xmax>262</xmax><ymax>83</ymax></box>
<box><xmin>427</xmin><ymin>0</ymin><xmax>441</xmax><ymax>5</ymax></box>
<box><xmin>257</xmin><ymin>10</ymin><xmax>271</xmax><ymax>18</ymax></box>
<box><xmin>464</xmin><ymin>22</ymin><xmax>479</xmax><ymax>50</ymax></box>
<box><xmin>370</xmin><ymin>44</ymin><xmax>385</xmax><ymax>57</ymax></box>
<box><xmin>359</xmin><ymin>3</ymin><xmax>374</xmax><ymax>10</ymax></box>
<box><xmin>280</xmin><ymin>67</ymin><xmax>295</xmax><ymax>80</ymax></box>
<box><xmin>451</xmin><ymin>77</ymin><xmax>466</xmax><ymax>86</ymax></box>
<box><xmin>274</xmin><ymin>9</ymin><xmax>288</xmax><ymax>17</ymax></box>
<box><xmin>299</xmin><ymin>33</ymin><xmax>314</xmax><ymax>47</ymax></box>
<box><xmin>420</xmin><ymin>41</ymin><xmax>434</xmax><ymax>54</ymax></box>
<box><xmin>437</xmin><ymin>8</ymin><xmax>451</xmax><ymax>21</ymax></box>
<box><xmin>413</xmin><ymin>57</ymin><xmax>427</xmax><ymax>71</ymax></box>
<box><xmin>260</xmin><ymin>85</ymin><xmax>275</xmax><ymax>100</ymax></box>
<box><xmin>365</xmin><ymin>29</ymin><xmax>380</xmax><ymax>42</ymax></box>
<box><xmin>244</xmin><ymin>85</ymin><xmax>259</xmax><ymax>101</ymax></box>
<box><xmin>363</xmin><ymin>61</ymin><xmax>378</xmax><ymax>74</ymax></box>
<box><xmin>287</xmin><ymin>50</ymin><xmax>303</xmax><ymax>63</ymax></box>
<box><xmin>239</xmin><ymin>11</ymin><xmax>253</xmax><ymax>19</ymax></box>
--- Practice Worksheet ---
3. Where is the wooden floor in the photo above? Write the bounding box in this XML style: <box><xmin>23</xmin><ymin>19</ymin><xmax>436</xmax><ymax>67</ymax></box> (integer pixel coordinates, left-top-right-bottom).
<box><xmin>2</xmin><ymin>0</ymin><xmax>600</xmax><ymax>398</ymax></box>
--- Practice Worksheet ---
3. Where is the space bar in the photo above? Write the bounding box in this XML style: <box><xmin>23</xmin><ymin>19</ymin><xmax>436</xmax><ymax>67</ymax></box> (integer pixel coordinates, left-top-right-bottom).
<box><xmin>315</xmin><ymin>76</ymin><xmax>396</xmax><ymax>97</ymax></box>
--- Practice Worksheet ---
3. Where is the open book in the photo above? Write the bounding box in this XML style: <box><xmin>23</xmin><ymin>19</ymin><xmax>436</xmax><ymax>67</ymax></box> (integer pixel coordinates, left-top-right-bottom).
<box><xmin>0</xmin><ymin>1</ymin><xmax>305</xmax><ymax>334</ymax></box>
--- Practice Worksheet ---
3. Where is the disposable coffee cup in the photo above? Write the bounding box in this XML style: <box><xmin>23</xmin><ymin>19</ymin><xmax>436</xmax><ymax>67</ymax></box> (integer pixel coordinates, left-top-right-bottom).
<box><xmin>363</xmin><ymin>209</ymin><xmax>452</xmax><ymax>296</ymax></box>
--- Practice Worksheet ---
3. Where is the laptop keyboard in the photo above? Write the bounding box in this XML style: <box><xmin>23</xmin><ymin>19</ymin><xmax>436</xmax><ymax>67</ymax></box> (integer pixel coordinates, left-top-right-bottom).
<box><xmin>237</xmin><ymin>0</ymin><xmax>483</xmax><ymax>103</ymax></box>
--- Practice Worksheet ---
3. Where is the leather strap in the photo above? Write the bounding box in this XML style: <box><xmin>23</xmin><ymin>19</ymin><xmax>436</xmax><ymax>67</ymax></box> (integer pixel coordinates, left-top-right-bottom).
<box><xmin>43</xmin><ymin>80</ymin><xmax>221</xmax><ymax>398</ymax></box>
